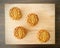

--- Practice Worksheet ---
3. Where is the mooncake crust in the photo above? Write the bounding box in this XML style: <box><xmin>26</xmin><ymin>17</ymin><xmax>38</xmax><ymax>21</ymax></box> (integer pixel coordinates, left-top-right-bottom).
<box><xmin>9</xmin><ymin>7</ymin><xmax>22</xmax><ymax>20</ymax></box>
<box><xmin>27</xmin><ymin>13</ymin><xmax>39</xmax><ymax>26</ymax></box>
<box><xmin>37</xmin><ymin>29</ymin><xmax>50</xmax><ymax>42</ymax></box>
<box><xmin>14</xmin><ymin>26</ymin><xmax>27</xmax><ymax>39</ymax></box>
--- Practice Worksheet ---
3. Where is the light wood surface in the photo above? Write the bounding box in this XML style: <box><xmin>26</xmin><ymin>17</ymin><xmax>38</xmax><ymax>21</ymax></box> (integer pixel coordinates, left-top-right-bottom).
<box><xmin>0</xmin><ymin>0</ymin><xmax>60</xmax><ymax>48</ymax></box>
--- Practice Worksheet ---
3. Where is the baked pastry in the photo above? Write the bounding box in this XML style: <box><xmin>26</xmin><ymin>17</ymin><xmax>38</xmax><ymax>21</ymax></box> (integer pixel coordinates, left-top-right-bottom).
<box><xmin>27</xmin><ymin>13</ymin><xmax>39</xmax><ymax>26</ymax></box>
<box><xmin>9</xmin><ymin>7</ymin><xmax>22</xmax><ymax>20</ymax></box>
<box><xmin>14</xmin><ymin>26</ymin><xmax>27</xmax><ymax>39</ymax></box>
<box><xmin>37</xmin><ymin>29</ymin><xmax>50</xmax><ymax>42</ymax></box>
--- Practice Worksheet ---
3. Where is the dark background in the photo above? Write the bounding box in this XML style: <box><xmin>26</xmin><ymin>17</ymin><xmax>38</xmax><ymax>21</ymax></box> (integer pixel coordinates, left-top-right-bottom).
<box><xmin>0</xmin><ymin>0</ymin><xmax>60</xmax><ymax>48</ymax></box>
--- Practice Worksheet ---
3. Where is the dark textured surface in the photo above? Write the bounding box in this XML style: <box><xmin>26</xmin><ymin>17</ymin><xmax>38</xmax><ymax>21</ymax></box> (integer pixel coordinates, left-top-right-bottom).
<box><xmin>0</xmin><ymin>0</ymin><xmax>60</xmax><ymax>48</ymax></box>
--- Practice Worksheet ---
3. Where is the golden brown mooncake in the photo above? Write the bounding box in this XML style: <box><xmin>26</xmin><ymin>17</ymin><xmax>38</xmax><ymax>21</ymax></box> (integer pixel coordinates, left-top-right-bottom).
<box><xmin>37</xmin><ymin>29</ymin><xmax>50</xmax><ymax>42</ymax></box>
<box><xmin>27</xmin><ymin>13</ymin><xmax>39</xmax><ymax>26</ymax></box>
<box><xmin>9</xmin><ymin>7</ymin><xmax>22</xmax><ymax>20</ymax></box>
<box><xmin>14</xmin><ymin>26</ymin><xmax>27</xmax><ymax>39</ymax></box>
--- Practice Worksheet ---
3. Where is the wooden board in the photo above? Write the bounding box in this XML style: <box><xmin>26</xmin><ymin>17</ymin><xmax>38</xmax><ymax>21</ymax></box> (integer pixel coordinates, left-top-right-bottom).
<box><xmin>0</xmin><ymin>0</ymin><xmax>60</xmax><ymax>48</ymax></box>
